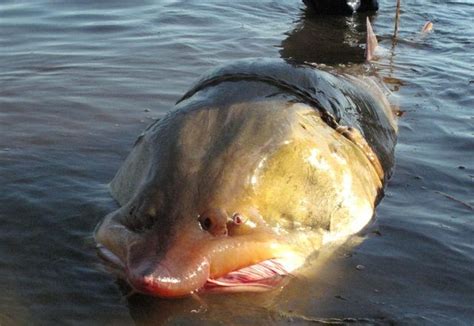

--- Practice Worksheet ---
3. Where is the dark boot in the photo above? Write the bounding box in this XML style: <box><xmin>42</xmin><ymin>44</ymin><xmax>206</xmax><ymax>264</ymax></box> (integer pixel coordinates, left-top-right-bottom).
<box><xmin>303</xmin><ymin>0</ymin><xmax>378</xmax><ymax>15</ymax></box>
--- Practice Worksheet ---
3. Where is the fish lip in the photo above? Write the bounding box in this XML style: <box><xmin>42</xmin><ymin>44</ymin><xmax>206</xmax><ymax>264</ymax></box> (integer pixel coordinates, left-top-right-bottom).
<box><xmin>96</xmin><ymin>244</ymin><xmax>299</xmax><ymax>296</ymax></box>
<box><xmin>125</xmin><ymin>259</ymin><xmax>211</xmax><ymax>298</ymax></box>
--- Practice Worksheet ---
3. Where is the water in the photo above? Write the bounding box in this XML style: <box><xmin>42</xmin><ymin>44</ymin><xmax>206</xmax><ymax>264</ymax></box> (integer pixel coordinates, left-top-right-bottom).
<box><xmin>0</xmin><ymin>0</ymin><xmax>473</xmax><ymax>324</ymax></box>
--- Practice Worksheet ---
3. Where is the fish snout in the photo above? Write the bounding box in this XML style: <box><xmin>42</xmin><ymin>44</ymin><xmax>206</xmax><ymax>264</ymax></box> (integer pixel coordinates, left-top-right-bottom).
<box><xmin>97</xmin><ymin>204</ymin><xmax>287</xmax><ymax>297</ymax></box>
<box><xmin>126</xmin><ymin>254</ymin><xmax>211</xmax><ymax>298</ymax></box>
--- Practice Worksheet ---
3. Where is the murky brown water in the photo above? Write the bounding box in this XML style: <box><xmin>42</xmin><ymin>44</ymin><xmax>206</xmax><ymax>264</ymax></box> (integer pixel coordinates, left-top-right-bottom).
<box><xmin>1</xmin><ymin>0</ymin><xmax>473</xmax><ymax>325</ymax></box>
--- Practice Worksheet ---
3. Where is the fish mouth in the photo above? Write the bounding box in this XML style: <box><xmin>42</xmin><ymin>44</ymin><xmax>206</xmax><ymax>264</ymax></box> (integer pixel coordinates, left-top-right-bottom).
<box><xmin>96</xmin><ymin>244</ymin><xmax>303</xmax><ymax>297</ymax></box>
<box><xmin>202</xmin><ymin>257</ymin><xmax>300</xmax><ymax>293</ymax></box>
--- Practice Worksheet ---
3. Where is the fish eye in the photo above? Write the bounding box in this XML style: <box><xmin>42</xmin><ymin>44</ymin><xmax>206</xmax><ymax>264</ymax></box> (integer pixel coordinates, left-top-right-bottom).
<box><xmin>199</xmin><ymin>215</ymin><xmax>212</xmax><ymax>231</ymax></box>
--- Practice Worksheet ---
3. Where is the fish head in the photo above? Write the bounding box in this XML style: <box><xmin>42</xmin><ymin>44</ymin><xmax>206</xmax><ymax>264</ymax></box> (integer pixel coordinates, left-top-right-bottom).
<box><xmin>94</xmin><ymin>99</ymin><xmax>381</xmax><ymax>298</ymax></box>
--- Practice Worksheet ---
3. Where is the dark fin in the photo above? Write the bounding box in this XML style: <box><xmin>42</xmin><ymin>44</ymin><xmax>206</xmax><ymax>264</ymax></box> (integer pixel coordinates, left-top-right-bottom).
<box><xmin>365</xmin><ymin>17</ymin><xmax>378</xmax><ymax>62</ymax></box>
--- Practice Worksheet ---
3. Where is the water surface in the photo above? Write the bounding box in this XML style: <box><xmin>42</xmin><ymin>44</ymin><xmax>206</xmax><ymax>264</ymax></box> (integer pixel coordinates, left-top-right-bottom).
<box><xmin>0</xmin><ymin>0</ymin><xmax>473</xmax><ymax>324</ymax></box>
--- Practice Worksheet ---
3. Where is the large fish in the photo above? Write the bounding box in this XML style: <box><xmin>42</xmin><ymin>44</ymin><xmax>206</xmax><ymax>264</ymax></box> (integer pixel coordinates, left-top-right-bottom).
<box><xmin>95</xmin><ymin>58</ymin><xmax>397</xmax><ymax>298</ymax></box>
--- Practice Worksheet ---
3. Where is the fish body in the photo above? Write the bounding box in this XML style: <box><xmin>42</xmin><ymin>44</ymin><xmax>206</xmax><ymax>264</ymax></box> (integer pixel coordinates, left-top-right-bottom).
<box><xmin>95</xmin><ymin>60</ymin><xmax>397</xmax><ymax>298</ymax></box>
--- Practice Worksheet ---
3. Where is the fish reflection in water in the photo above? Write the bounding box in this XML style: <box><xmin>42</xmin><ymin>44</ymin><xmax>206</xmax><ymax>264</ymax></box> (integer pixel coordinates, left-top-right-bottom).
<box><xmin>280</xmin><ymin>10</ymin><xmax>370</xmax><ymax>65</ymax></box>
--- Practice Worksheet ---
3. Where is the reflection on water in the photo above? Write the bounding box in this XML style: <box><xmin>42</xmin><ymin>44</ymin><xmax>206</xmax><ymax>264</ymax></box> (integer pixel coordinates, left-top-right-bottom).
<box><xmin>0</xmin><ymin>0</ymin><xmax>473</xmax><ymax>324</ymax></box>
<box><xmin>281</xmin><ymin>10</ymin><xmax>369</xmax><ymax>65</ymax></box>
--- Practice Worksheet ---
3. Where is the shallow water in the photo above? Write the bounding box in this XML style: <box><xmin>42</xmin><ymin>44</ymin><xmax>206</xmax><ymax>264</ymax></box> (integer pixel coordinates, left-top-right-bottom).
<box><xmin>1</xmin><ymin>0</ymin><xmax>473</xmax><ymax>325</ymax></box>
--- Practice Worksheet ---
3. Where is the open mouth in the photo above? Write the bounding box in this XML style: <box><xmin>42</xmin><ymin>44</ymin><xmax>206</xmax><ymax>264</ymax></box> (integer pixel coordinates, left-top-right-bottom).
<box><xmin>203</xmin><ymin>257</ymin><xmax>299</xmax><ymax>293</ymax></box>
<box><xmin>96</xmin><ymin>244</ymin><xmax>302</xmax><ymax>296</ymax></box>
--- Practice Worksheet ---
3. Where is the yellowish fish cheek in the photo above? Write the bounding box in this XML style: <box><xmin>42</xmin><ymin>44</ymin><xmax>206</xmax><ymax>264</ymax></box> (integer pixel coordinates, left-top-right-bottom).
<box><xmin>243</xmin><ymin>113</ymin><xmax>381</xmax><ymax>246</ymax></box>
